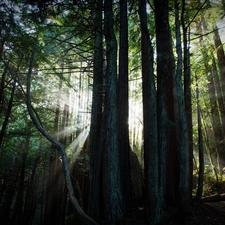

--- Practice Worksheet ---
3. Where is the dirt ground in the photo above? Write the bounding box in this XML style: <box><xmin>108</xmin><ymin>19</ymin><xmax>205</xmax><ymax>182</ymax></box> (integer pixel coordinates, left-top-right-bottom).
<box><xmin>168</xmin><ymin>199</ymin><xmax>225</xmax><ymax>225</ymax></box>
<box><xmin>127</xmin><ymin>195</ymin><xmax>225</xmax><ymax>225</ymax></box>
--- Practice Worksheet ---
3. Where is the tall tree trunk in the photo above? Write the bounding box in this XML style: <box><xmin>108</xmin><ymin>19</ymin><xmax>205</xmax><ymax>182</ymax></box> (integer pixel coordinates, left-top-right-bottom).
<box><xmin>103</xmin><ymin>0</ymin><xmax>123</xmax><ymax>223</ymax></box>
<box><xmin>195</xmin><ymin>75</ymin><xmax>204</xmax><ymax>201</ymax></box>
<box><xmin>0</xmin><ymin>153</ymin><xmax>19</xmax><ymax>224</ymax></box>
<box><xmin>43</xmin><ymin>78</ymin><xmax>62</xmax><ymax>225</ymax></box>
<box><xmin>118</xmin><ymin>0</ymin><xmax>131</xmax><ymax>214</ymax></box>
<box><xmin>154</xmin><ymin>0</ymin><xmax>177</xmax><ymax>208</ymax></box>
<box><xmin>88</xmin><ymin>0</ymin><xmax>104</xmax><ymax>222</ymax></box>
<box><xmin>43</xmin><ymin>153</ymin><xmax>59</xmax><ymax>225</ymax></box>
<box><xmin>212</xmin><ymin>56</ymin><xmax>225</xmax><ymax>137</ymax></box>
<box><xmin>23</xmin><ymin>141</ymin><xmax>42</xmax><ymax>225</ymax></box>
<box><xmin>202</xmin><ymin>116</ymin><xmax>219</xmax><ymax>181</ymax></box>
<box><xmin>175</xmin><ymin>0</ymin><xmax>190</xmax><ymax>212</ymax></box>
<box><xmin>138</xmin><ymin>0</ymin><xmax>159</xmax><ymax>223</ymax></box>
<box><xmin>0</xmin><ymin>76</ymin><xmax>16</xmax><ymax>147</ymax></box>
<box><xmin>182</xmin><ymin>0</ymin><xmax>193</xmax><ymax>199</ymax></box>
<box><xmin>11</xmin><ymin>131</ymin><xmax>30</xmax><ymax>224</ymax></box>
<box><xmin>0</xmin><ymin>64</ymin><xmax>8</xmax><ymax>115</ymax></box>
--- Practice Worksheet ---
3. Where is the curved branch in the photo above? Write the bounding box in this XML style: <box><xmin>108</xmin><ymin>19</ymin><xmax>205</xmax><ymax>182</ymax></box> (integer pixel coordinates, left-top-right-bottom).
<box><xmin>26</xmin><ymin>45</ymin><xmax>98</xmax><ymax>225</ymax></box>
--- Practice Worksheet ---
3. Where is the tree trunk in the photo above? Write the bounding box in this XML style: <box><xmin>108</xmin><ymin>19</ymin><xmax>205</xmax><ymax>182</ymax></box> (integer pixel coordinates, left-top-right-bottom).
<box><xmin>118</xmin><ymin>0</ymin><xmax>131</xmax><ymax>214</ymax></box>
<box><xmin>0</xmin><ymin>154</ymin><xmax>19</xmax><ymax>224</ymax></box>
<box><xmin>0</xmin><ymin>76</ymin><xmax>16</xmax><ymax>147</ymax></box>
<box><xmin>214</xmin><ymin>29</ymin><xmax>225</xmax><ymax>101</ymax></box>
<box><xmin>103</xmin><ymin>0</ymin><xmax>123</xmax><ymax>223</ymax></box>
<box><xmin>11</xmin><ymin>131</ymin><xmax>30</xmax><ymax>224</ymax></box>
<box><xmin>23</xmin><ymin>141</ymin><xmax>42</xmax><ymax>225</ymax></box>
<box><xmin>195</xmin><ymin>75</ymin><xmax>204</xmax><ymax>201</ymax></box>
<box><xmin>88</xmin><ymin>0</ymin><xmax>104</xmax><ymax>222</ymax></box>
<box><xmin>154</xmin><ymin>0</ymin><xmax>177</xmax><ymax>208</ymax></box>
<box><xmin>175</xmin><ymin>0</ymin><xmax>190</xmax><ymax>212</ymax></box>
<box><xmin>202</xmin><ymin>117</ymin><xmax>219</xmax><ymax>181</ymax></box>
<box><xmin>182</xmin><ymin>0</ymin><xmax>193</xmax><ymax>199</ymax></box>
<box><xmin>138</xmin><ymin>0</ymin><xmax>159</xmax><ymax>223</ymax></box>
<box><xmin>0</xmin><ymin>64</ymin><xmax>8</xmax><ymax>115</ymax></box>
<box><xmin>212</xmin><ymin>56</ymin><xmax>225</xmax><ymax>135</ymax></box>
<box><xmin>43</xmin><ymin>78</ymin><xmax>63</xmax><ymax>225</ymax></box>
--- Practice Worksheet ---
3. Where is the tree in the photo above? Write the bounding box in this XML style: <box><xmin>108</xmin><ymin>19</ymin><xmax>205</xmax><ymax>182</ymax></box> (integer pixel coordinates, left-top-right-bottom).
<box><xmin>88</xmin><ymin>0</ymin><xmax>104</xmax><ymax>222</ymax></box>
<box><xmin>118</xmin><ymin>0</ymin><xmax>131</xmax><ymax>214</ymax></box>
<box><xmin>102</xmin><ymin>0</ymin><xmax>124</xmax><ymax>223</ymax></box>
<box><xmin>181</xmin><ymin>0</ymin><xmax>193</xmax><ymax>199</ymax></box>
<box><xmin>174</xmin><ymin>0</ymin><xmax>190</xmax><ymax>213</ymax></box>
<box><xmin>138</xmin><ymin>0</ymin><xmax>159</xmax><ymax>223</ymax></box>
<box><xmin>154</xmin><ymin>0</ymin><xmax>177</xmax><ymax>207</ymax></box>
<box><xmin>214</xmin><ymin>29</ymin><xmax>225</xmax><ymax>136</ymax></box>
<box><xmin>155</xmin><ymin>0</ymin><xmax>190</xmax><ymax>220</ymax></box>
<box><xmin>195</xmin><ymin>75</ymin><xmax>204</xmax><ymax>200</ymax></box>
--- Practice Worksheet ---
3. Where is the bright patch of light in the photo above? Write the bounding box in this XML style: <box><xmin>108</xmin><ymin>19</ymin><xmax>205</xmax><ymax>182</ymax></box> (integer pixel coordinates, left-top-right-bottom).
<box><xmin>217</xmin><ymin>18</ymin><xmax>225</xmax><ymax>44</ymax></box>
<box><xmin>67</xmin><ymin>125</ymin><xmax>90</xmax><ymax>162</ymax></box>
<box><xmin>55</xmin><ymin>125</ymin><xmax>76</xmax><ymax>139</ymax></box>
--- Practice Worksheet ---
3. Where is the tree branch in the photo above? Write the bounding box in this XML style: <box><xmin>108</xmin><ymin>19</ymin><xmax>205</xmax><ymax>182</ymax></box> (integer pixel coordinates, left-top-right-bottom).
<box><xmin>26</xmin><ymin>43</ymin><xmax>98</xmax><ymax>225</ymax></box>
<box><xmin>185</xmin><ymin>0</ymin><xmax>208</xmax><ymax>30</ymax></box>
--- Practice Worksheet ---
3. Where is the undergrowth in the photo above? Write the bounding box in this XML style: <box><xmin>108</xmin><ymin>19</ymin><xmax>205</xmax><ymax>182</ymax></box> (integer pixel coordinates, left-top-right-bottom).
<box><xmin>193</xmin><ymin>168</ymin><xmax>225</xmax><ymax>197</ymax></box>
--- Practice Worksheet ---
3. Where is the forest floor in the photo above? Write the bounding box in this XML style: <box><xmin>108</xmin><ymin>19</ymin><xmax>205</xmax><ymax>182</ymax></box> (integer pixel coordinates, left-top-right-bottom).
<box><xmin>168</xmin><ymin>198</ymin><xmax>225</xmax><ymax>225</ymax></box>
<box><xmin>127</xmin><ymin>194</ymin><xmax>225</xmax><ymax>225</ymax></box>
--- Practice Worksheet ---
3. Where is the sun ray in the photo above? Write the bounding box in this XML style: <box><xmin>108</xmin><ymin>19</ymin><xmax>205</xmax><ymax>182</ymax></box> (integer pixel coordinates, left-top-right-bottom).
<box><xmin>54</xmin><ymin>125</ymin><xmax>76</xmax><ymax>139</ymax></box>
<box><xmin>67</xmin><ymin>125</ymin><xmax>90</xmax><ymax>163</ymax></box>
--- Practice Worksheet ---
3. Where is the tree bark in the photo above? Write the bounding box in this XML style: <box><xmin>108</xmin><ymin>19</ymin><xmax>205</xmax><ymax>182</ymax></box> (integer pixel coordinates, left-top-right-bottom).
<box><xmin>12</xmin><ymin>132</ymin><xmax>30</xmax><ymax>224</ymax></box>
<box><xmin>0</xmin><ymin>76</ymin><xmax>16</xmax><ymax>147</ymax></box>
<box><xmin>195</xmin><ymin>75</ymin><xmax>204</xmax><ymax>201</ymax></box>
<box><xmin>23</xmin><ymin>141</ymin><xmax>42</xmax><ymax>225</ymax></box>
<box><xmin>154</xmin><ymin>0</ymin><xmax>177</xmax><ymax>208</ymax></box>
<box><xmin>175</xmin><ymin>0</ymin><xmax>190</xmax><ymax>211</ymax></box>
<box><xmin>182</xmin><ymin>0</ymin><xmax>193</xmax><ymax>199</ymax></box>
<box><xmin>212</xmin><ymin>56</ymin><xmax>225</xmax><ymax>137</ymax></box>
<box><xmin>103</xmin><ymin>0</ymin><xmax>124</xmax><ymax>223</ymax></box>
<box><xmin>138</xmin><ymin>0</ymin><xmax>159</xmax><ymax>223</ymax></box>
<box><xmin>88</xmin><ymin>0</ymin><xmax>104</xmax><ymax>222</ymax></box>
<box><xmin>118</xmin><ymin>0</ymin><xmax>131</xmax><ymax>214</ymax></box>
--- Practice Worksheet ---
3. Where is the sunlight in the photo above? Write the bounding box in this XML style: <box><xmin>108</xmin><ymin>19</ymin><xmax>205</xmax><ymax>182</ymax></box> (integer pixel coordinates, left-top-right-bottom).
<box><xmin>55</xmin><ymin>125</ymin><xmax>76</xmax><ymax>139</ymax></box>
<box><xmin>217</xmin><ymin>18</ymin><xmax>225</xmax><ymax>43</ymax></box>
<box><xmin>67</xmin><ymin>125</ymin><xmax>90</xmax><ymax>162</ymax></box>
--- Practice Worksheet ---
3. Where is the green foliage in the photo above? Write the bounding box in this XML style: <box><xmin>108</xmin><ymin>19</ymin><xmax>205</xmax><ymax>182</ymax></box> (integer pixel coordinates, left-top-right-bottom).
<box><xmin>202</xmin><ymin>173</ymin><xmax>225</xmax><ymax>197</ymax></box>
<box><xmin>193</xmin><ymin>165</ymin><xmax>225</xmax><ymax>197</ymax></box>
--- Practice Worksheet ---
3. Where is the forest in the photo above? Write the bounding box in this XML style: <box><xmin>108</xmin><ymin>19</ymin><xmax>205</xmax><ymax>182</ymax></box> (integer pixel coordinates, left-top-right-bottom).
<box><xmin>0</xmin><ymin>0</ymin><xmax>225</xmax><ymax>224</ymax></box>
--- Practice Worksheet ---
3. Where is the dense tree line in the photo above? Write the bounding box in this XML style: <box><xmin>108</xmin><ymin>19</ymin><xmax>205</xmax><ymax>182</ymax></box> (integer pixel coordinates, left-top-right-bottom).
<box><xmin>0</xmin><ymin>0</ymin><xmax>225</xmax><ymax>224</ymax></box>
